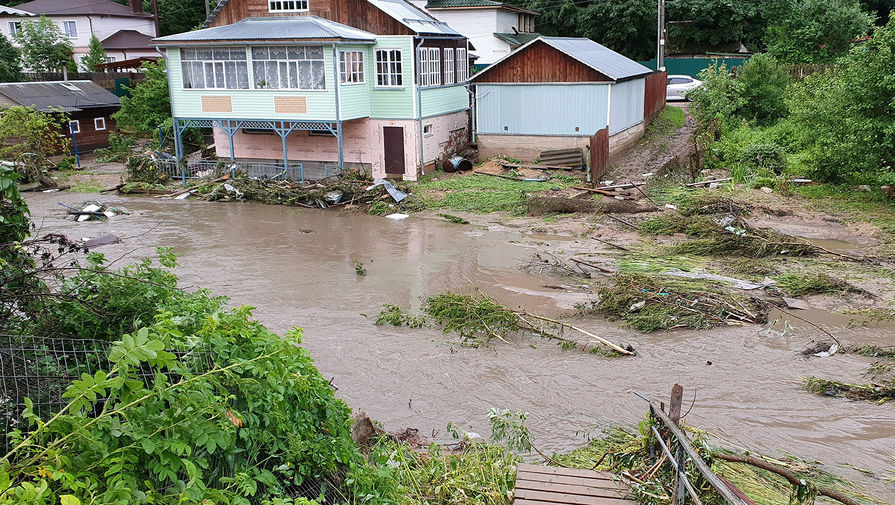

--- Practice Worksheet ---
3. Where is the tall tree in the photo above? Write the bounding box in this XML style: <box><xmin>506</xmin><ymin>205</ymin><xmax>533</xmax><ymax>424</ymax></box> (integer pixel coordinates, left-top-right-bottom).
<box><xmin>113</xmin><ymin>60</ymin><xmax>171</xmax><ymax>133</ymax></box>
<box><xmin>13</xmin><ymin>15</ymin><xmax>73</xmax><ymax>73</ymax></box>
<box><xmin>764</xmin><ymin>0</ymin><xmax>873</xmax><ymax>63</ymax></box>
<box><xmin>81</xmin><ymin>34</ymin><xmax>108</xmax><ymax>71</ymax></box>
<box><xmin>666</xmin><ymin>0</ymin><xmax>758</xmax><ymax>53</ymax></box>
<box><xmin>0</xmin><ymin>33</ymin><xmax>23</xmax><ymax>82</ymax></box>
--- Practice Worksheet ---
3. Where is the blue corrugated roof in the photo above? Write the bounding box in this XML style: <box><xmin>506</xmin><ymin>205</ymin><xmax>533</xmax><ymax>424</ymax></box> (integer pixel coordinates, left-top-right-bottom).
<box><xmin>155</xmin><ymin>16</ymin><xmax>377</xmax><ymax>44</ymax></box>
<box><xmin>471</xmin><ymin>36</ymin><xmax>652</xmax><ymax>82</ymax></box>
<box><xmin>539</xmin><ymin>37</ymin><xmax>651</xmax><ymax>81</ymax></box>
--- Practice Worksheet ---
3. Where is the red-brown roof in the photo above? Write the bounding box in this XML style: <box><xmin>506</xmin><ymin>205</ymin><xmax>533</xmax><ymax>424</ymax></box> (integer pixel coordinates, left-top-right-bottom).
<box><xmin>16</xmin><ymin>0</ymin><xmax>153</xmax><ymax>18</ymax></box>
<box><xmin>101</xmin><ymin>29</ymin><xmax>154</xmax><ymax>50</ymax></box>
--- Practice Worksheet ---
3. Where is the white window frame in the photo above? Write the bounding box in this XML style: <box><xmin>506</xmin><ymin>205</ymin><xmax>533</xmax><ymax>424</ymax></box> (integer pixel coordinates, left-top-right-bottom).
<box><xmin>251</xmin><ymin>45</ymin><xmax>326</xmax><ymax>90</ymax></box>
<box><xmin>181</xmin><ymin>46</ymin><xmax>250</xmax><ymax>90</ymax></box>
<box><xmin>456</xmin><ymin>48</ymin><xmax>468</xmax><ymax>82</ymax></box>
<box><xmin>69</xmin><ymin>120</ymin><xmax>80</xmax><ymax>134</ymax></box>
<box><xmin>267</xmin><ymin>0</ymin><xmax>308</xmax><ymax>12</ymax></box>
<box><xmin>106</xmin><ymin>56</ymin><xmax>116</xmax><ymax>63</ymax></box>
<box><xmin>427</xmin><ymin>47</ymin><xmax>440</xmax><ymax>86</ymax></box>
<box><xmin>339</xmin><ymin>50</ymin><xmax>365</xmax><ymax>84</ymax></box>
<box><xmin>423</xmin><ymin>123</ymin><xmax>433</xmax><ymax>136</ymax></box>
<box><xmin>8</xmin><ymin>22</ymin><xmax>20</xmax><ymax>37</ymax></box>
<box><xmin>374</xmin><ymin>48</ymin><xmax>403</xmax><ymax>88</ymax></box>
<box><xmin>62</xmin><ymin>20</ymin><xmax>77</xmax><ymax>38</ymax></box>
<box><xmin>418</xmin><ymin>47</ymin><xmax>429</xmax><ymax>87</ymax></box>
<box><xmin>443</xmin><ymin>48</ymin><xmax>454</xmax><ymax>85</ymax></box>
<box><xmin>94</xmin><ymin>117</ymin><xmax>106</xmax><ymax>131</ymax></box>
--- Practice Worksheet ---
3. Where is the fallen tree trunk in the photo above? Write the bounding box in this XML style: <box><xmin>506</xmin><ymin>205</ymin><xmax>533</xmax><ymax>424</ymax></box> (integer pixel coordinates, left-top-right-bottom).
<box><xmin>711</xmin><ymin>453</ymin><xmax>861</xmax><ymax>505</ymax></box>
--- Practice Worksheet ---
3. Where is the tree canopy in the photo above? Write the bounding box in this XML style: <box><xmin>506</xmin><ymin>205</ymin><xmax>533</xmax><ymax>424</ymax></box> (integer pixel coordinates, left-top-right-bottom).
<box><xmin>12</xmin><ymin>15</ymin><xmax>73</xmax><ymax>73</ymax></box>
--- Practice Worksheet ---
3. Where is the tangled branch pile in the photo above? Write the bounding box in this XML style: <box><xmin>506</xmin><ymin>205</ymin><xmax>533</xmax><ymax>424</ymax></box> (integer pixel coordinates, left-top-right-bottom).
<box><xmin>594</xmin><ymin>272</ymin><xmax>767</xmax><ymax>332</ymax></box>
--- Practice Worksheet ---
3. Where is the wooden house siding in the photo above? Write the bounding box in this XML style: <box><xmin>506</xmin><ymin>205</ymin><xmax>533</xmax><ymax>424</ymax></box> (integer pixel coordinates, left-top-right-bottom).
<box><xmin>471</xmin><ymin>41</ymin><xmax>611</xmax><ymax>83</ymax></box>
<box><xmin>420</xmin><ymin>84</ymin><xmax>468</xmax><ymax>117</ymax></box>
<box><xmin>209</xmin><ymin>0</ymin><xmax>414</xmax><ymax>35</ymax></box>
<box><xmin>370</xmin><ymin>36</ymin><xmax>415</xmax><ymax>119</ymax></box>
<box><xmin>68</xmin><ymin>106</ymin><xmax>118</xmax><ymax>151</ymax></box>
<box><xmin>338</xmin><ymin>44</ymin><xmax>372</xmax><ymax>119</ymax></box>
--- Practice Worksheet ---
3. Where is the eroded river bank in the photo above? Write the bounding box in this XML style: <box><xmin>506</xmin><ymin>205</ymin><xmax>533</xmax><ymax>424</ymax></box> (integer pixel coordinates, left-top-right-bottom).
<box><xmin>25</xmin><ymin>191</ymin><xmax>895</xmax><ymax>501</ymax></box>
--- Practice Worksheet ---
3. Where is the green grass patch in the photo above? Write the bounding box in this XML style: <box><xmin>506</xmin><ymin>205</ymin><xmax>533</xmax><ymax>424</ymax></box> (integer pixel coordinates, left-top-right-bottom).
<box><xmin>641</xmin><ymin>106</ymin><xmax>687</xmax><ymax>143</ymax></box>
<box><xmin>649</xmin><ymin>184</ymin><xmax>750</xmax><ymax>216</ymax></box>
<box><xmin>796</xmin><ymin>184</ymin><xmax>895</xmax><ymax>235</ymax></box>
<box><xmin>416</xmin><ymin>175</ymin><xmax>572</xmax><ymax>215</ymax></box>
<box><xmin>776</xmin><ymin>272</ymin><xmax>856</xmax><ymax>297</ymax></box>
<box><xmin>804</xmin><ymin>376</ymin><xmax>894</xmax><ymax>402</ymax></box>
<box><xmin>438</xmin><ymin>213</ymin><xmax>470</xmax><ymax>224</ymax></box>
<box><xmin>68</xmin><ymin>181</ymin><xmax>104</xmax><ymax>193</ymax></box>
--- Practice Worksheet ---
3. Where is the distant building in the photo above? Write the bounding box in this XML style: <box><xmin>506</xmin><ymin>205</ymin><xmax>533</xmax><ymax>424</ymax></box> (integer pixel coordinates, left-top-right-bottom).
<box><xmin>0</xmin><ymin>0</ymin><xmax>158</xmax><ymax>71</ymax></box>
<box><xmin>470</xmin><ymin>37</ymin><xmax>666</xmax><ymax>175</ymax></box>
<box><xmin>409</xmin><ymin>0</ymin><xmax>539</xmax><ymax>67</ymax></box>
<box><xmin>0</xmin><ymin>80</ymin><xmax>121</xmax><ymax>151</ymax></box>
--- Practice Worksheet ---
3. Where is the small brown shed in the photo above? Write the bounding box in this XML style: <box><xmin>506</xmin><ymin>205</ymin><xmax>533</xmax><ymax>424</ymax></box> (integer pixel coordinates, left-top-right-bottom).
<box><xmin>0</xmin><ymin>80</ymin><xmax>121</xmax><ymax>151</ymax></box>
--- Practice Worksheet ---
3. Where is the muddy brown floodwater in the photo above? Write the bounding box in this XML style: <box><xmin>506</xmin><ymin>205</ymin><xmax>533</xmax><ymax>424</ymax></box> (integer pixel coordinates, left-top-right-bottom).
<box><xmin>25</xmin><ymin>192</ymin><xmax>895</xmax><ymax>501</ymax></box>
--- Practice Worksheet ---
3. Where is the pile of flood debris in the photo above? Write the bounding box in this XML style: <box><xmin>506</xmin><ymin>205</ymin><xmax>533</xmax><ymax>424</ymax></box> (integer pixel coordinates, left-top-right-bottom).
<box><xmin>152</xmin><ymin>172</ymin><xmax>418</xmax><ymax>211</ymax></box>
<box><xmin>58</xmin><ymin>201</ymin><xmax>129</xmax><ymax>222</ymax></box>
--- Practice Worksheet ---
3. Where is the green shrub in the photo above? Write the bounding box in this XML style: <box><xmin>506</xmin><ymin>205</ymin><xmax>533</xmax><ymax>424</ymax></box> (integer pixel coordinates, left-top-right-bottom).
<box><xmin>737</xmin><ymin>142</ymin><xmax>786</xmax><ymax>174</ymax></box>
<box><xmin>737</xmin><ymin>53</ymin><xmax>790</xmax><ymax>125</ymax></box>
<box><xmin>764</xmin><ymin>0</ymin><xmax>872</xmax><ymax>63</ymax></box>
<box><xmin>687</xmin><ymin>62</ymin><xmax>744</xmax><ymax>131</ymax></box>
<box><xmin>94</xmin><ymin>131</ymin><xmax>137</xmax><ymax>162</ymax></box>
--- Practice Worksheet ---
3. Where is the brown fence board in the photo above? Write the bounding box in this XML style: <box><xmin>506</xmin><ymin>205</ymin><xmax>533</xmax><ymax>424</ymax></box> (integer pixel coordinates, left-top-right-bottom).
<box><xmin>589</xmin><ymin>127</ymin><xmax>609</xmax><ymax>181</ymax></box>
<box><xmin>516</xmin><ymin>473</ymin><xmax>627</xmax><ymax>489</ymax></box>
<box><xmin>513</xmin><ymin>464</ymin><xmax>634</xmax><ymax>505</ymax></box>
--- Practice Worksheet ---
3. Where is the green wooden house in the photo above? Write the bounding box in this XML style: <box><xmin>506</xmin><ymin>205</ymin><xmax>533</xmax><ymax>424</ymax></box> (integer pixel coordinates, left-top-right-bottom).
<box><xmin>154</xmin><ymin>0</ymin><xmax>471</xmax><ymax>180</ymax></box>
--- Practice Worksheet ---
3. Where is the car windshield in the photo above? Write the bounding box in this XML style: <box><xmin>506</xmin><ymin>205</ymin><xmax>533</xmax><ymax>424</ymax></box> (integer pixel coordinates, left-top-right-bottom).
<box><xmin>668</xmin><ymin>77</ymin><xmax>692</xmax><ymax>84</ymax></box>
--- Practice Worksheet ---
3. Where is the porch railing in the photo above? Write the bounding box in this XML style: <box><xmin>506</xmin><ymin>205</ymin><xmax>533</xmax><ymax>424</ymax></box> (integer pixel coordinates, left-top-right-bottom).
<box><xmin>155</xmin><ymin>158</ymin><xmax>343</xmax><ymax>185</ymax></box>
<box><xmin>635</xmin><ymin>386</ymin><xmax>751</xmax><ymax>505</ymax></box>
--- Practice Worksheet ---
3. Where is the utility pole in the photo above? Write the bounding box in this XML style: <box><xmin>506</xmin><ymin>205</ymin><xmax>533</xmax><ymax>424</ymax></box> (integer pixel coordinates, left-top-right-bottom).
<box><xmin>205</xmin><ymin>0</ymin><xmax>211</xmax><ymax>17</ymax></box>
<box><xmin>152</xmin><ymin>0</ymin><xmax>160</xmax><ymax>36</ymax></box>
<box><xmin>657</xmin><ymin>0</ymin><xmax>665</xmax><ymax>71</ymax></box>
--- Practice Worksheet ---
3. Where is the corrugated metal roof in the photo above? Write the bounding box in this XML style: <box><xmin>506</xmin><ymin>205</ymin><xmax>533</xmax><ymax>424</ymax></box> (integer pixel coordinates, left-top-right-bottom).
<box><xmin>0</xmin><ymin>80</ymin><xmax>120</xmax><ymax>112</ymax></box>
<box><xmin>155</xmin><ymin>16</ymin><xmax>377</xmax><ymax>44</ymax></box>
<box><xmin>493</xmin><ymin>32</ymin><xmax>540</xmax><ymax>47</ymax></box>
<box><xmin>0</xmin><ymin>5</ymin><xmax>35</xmax><ymax>16</ymax></box>
<box><xmin>471</xmin><ymin>36</ymin><xmax>652</xmax><ymax>82</ymax></box>
<box><xmin>15</xmin><ymin>0</ymin><xmax>153</xmax><ymax>18</ymax></box>
<box><xmin>365</xmin><ymin>0</ymin><xmax>461</xmax><ymax>36</ymax></box>
<box><xmin>539</xmin><ymin>37</ymin><xmax>651</xmax><ymax>81</ymax></box>
<box><xmin>102</xmin><ymin>29</ymin><xmax>154</xmax><ymax>50</ymax></box>
<box><xmin>426</xmin><ymin>0</ymin><xmax>538</xmax><ymax>14</ymax></box>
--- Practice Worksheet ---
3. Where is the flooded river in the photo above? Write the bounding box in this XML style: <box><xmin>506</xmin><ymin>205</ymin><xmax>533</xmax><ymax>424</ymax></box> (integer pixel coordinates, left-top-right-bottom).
<box><xmin>25</xmin><ymin>192</ymin><xmax>895</xmax><ymax>500</ymax></box>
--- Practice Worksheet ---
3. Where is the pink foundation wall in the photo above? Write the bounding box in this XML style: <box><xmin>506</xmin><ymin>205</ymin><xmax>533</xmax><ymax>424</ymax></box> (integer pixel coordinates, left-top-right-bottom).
<box><xmin>212</xmin><ymin>110</ymin><xmax>469</xmax><ymax>181</ymax></box>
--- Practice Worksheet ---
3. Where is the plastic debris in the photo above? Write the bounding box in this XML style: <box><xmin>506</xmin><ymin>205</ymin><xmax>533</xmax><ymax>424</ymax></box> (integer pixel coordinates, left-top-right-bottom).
<box><xmin>367</xmin><ymin>179</ymin><xmax>408</xmax><ymax>203</ymax></box>
<box><xmin>385</xmin><ymin>213</ymin><xmax>409</xmax><ymax>220</ymax></box>
<box><xmin>324</xmin><ymin>190</ymin><xmax>343</xmax><ymax>204</ymax></box>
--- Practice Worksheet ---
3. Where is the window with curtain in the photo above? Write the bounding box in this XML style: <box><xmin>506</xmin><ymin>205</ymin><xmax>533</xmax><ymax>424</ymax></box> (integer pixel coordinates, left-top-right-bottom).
<box><xmin>251</xmin><ymin>45</ymin><xmax>325</xmax><ymax>90</ymax></box>
<box><xmin>427</xmin><ymin>47</ymin><xmax>440</xmax><ymax>86</ymax></box>
<box><xmin>418</xmin><ymin>47</ymin><xmax>429</xmax><ymax>87</ymax></box>
<box><xmin>443</xmin><ymin>48</ymin><xmax>454</xmax><ymax>85</ymax></box>
<box><xmin>375</xmin><ymin>49</ymin><xmax>403</xmax><ymax>87</ymax></box>
<box><xmin>339</xmin><ymin>50</ymin><xmax>364</xmax><ymax>84</ymax></box>
<box><xmin>456</xmin><ymin>48</ymin><xmax>468</xmax><ymax>82</ymax></box>
<box><xmin>181</xmin><ymin>47</ymin><xmax>249</xmax><ymax>89</ymax></box>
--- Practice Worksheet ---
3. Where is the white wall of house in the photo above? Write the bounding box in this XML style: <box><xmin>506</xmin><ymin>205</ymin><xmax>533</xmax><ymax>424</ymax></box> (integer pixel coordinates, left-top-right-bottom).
<box><xmin>0</xmin><ymin>14</ymin><xmax>156</xmax><ymax>71</ymax></box>
<box><xmin>414</xmin><ymin>8</ymin><xmax>514</xmax><ymax>64</ymax></box>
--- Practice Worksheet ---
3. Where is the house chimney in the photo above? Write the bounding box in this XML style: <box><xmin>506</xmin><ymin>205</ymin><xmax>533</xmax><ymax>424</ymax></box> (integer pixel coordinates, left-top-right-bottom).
<box><xmin>130</xmin><ymin>0</ymin><xmax>144</xmax><ymax>14</ymax></box>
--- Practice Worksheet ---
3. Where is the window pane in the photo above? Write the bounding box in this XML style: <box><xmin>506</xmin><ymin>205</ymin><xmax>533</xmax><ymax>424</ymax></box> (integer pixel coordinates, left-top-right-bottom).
<box><xmin>198</xmin><ymin>49</ymin><xmax>213</xmax><ymax>60</ymax></box>
<box><xmin>288</xmin><ymin>46</ymin><xmax>304</xmax><ymax>59</ymax></box>
<box><xmin>204</xmin><ymin>62</ymin><xmax>214</xmax><ymax>87</ymax></box>
<box><xmin>289</xmin><ymin>61</ymin><xmax>298</xmax><ymax>88</ymax></box>
<box><xmin>270</xmin><ymin>46</ymin><xmax>286</xmax><ymax>60</ymax></box>
<box><xmin>225</xmin><ymin>61</ymin><xmax>236</xmax><ymax>88</ymax></box>
<box><xmin>231</xmin><ymin>47</ymin><xmax>246</xmax><ymax>60</ymax></box>
<box><xmin>192</xmin><ymin>62</ymin><xmax>204</xmax><ymax>88</ymax></box>
<box><xmin>237</xmin><ymin>61</ymin><xmax>249</xmax><ymax>88</ymax></box>
<box><xmin>214</xmin><ymin>49</ymin><xmax>228</xmax><ymax>61</ymax></box>
<box><xmin>181</xmin><ymin>62</ymin><xmax>192</xmax><ymax>88</ymax></box>
<box><xmin>253</xmin><ymin>61</ymin><xmax>265</xmax><ymax>87</ymax></box>
<box><xmin>278</xmin><ymin>61</ymin><xmax>288</xmax><ymax>87</ymax></box>
<box><xmin>183</xmin><ymin>49</ymin><xmax>197</xmax><ymax>60</ymax></box>
<box><xmin>252</xmin><ymin>47</ymin><xmax>268</xmax><ymax>60</ymax></box>
<box><xmin>306</xmin><ymin>46</ymin><xmax>323</xmax><ymax>59</ymax></box>
<box><xmin>214</xmin><ymin>62</ymin><xmax>225</xmax><ymax>87</ymax></box>
<box><xmin>266</xmin><ymin>61</ymin><xmax>279</xmax><ymax>88</ymax></box>
<box><xmin>299</xmin><ymin>60</ymin><xmax>312</xmax><ymax>89</ymax></box>
<box><xmin>311</xmin><ymin>60</ymin><xmax>325</xmax><ymax>89</ymax></box>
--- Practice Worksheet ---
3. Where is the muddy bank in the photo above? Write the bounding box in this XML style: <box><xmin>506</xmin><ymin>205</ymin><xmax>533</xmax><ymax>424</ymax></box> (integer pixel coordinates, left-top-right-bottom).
<box><xmin>21</xmin><ymin>191</ymin><xmax>895</xmax><ymax>501</ymax></box>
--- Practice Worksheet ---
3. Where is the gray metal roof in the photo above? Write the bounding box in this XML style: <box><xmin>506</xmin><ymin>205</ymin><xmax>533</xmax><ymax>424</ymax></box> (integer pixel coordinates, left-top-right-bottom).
<box><xmin>0</xmin><ymin>5</ymin><xmax>35</xmax><ymax>16</ymax></box>
<box><xmin>155</xmin><ymin>16</ymin><xmax>377</xmax><ymax>44</ymax></box>
<box><xmin>366</xmin><ymin>0</ymin><xmax>460</xmax><ymax>36</ymax></box>
<box><xmin>472</xmin><ymin>36</ymin><xmax>651</xmax><ymax>82</ymax></box>
<box><xmin>539</xmin><ymin>37</ymin><xmax>651</xmax><ymax>80</ymax></box>
<box><xmin>0</xmin><ymin>80</ymin><xmax>120</xmax><ymax>112</ymax></box>
<box><xmin>15</xmin><ymin>0</ymin><xmax>153</xmax><ymax>18</ymax></box>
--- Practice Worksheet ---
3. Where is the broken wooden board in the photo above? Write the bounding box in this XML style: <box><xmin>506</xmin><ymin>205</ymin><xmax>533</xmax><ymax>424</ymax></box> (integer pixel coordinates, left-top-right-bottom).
<box><xmin>513</xmin><ymin>464</ymin><xmax>635</xmax><ymax>505</ymax></box>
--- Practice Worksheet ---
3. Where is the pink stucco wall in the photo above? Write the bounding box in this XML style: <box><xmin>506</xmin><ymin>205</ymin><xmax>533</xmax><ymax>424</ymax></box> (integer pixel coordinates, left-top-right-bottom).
<box><xmin>212</xmin><ymin>110</ymin><xmax>469</xmax><ymax>181</ymax></box>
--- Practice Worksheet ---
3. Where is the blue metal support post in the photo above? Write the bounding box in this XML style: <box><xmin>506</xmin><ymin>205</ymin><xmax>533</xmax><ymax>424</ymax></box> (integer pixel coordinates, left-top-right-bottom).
<box><xmin>69</xmin><ymin>124</ymin><xmax>80</xmax><ymax>168</ymax></box>
<box><xmin>337</xmin><ymin>121</ymin><xmax>344</xmax><ymax>172</ymax></box>
<box><xmin>173</xmin><ymin>119</ymin><xmax>186</xmax><ymax>187</ymax></box>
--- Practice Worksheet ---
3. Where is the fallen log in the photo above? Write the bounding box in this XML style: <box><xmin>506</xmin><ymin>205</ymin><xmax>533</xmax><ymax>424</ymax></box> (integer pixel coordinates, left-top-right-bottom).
<box><xmin>518</xmin><ymin>312</ymin><xmax>635</xmax><ymax>356</ymax></box>
<box><xmin>501</xmin><ymin>163</ymin><xmax>582</xmax><ymax>171</ymax></box>
<box><xmin>100</xmin><ymin>184</ymin><xmax>124</xmax><ymax>193</ymax></box>
<box><xmin>572</xmin><ymin>186</ymin><xmax>617</xmax><ymax>196</ymax></box>
<box><xmin>591</xmin><ymin>236</ymin><xmax>631</xmax><ymax>251</ymax></box>
<box><xmin>569</xmin><ymin>257</ymin><xmax>614</xmax><ymax>274</ymax></box>
<box><xmin>686</xmin><ymin>177</ymin><xmax>732</xmax><ymax>187</ymax></box>
<box><xmin>711</xmin><ymin>453</ymin><xmax>861</xmax><ymax>505</ymax></box>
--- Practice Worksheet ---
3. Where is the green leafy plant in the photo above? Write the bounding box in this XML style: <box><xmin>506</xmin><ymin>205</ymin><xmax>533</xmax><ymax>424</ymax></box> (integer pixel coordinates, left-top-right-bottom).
<box><xmin>12</xmin><ymin>16</ymin><xmax>74</xmax><ymax>73</ymax></box>
<box><xmin>94</xmin><ymin>132</ymin><xmax>137</xmax><ymax>162</ymax></box>
<box><xmin>0</xmin><ymin>106</ymin><xmax>71</xmax><ymax>182</ymax></box>
<box><xmin>114</xmin><ymin>61</ymin><xmax>172</xmax><ymax>134</ymax></box>
<box><xmin>80</xmin><ymin>34</ymin><xmax>107</xmax><ymax>71</ymax></box>
<box><xmin>374</xmin><ymin>304</ymin><xmax>427</xmax><ymax>327</ymax></box>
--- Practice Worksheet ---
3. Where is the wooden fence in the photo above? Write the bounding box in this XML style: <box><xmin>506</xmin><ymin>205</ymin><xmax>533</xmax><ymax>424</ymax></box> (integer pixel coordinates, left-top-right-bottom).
<box><xmin>589</xmin><ymin>127</ymin><xmax>609</xmax><ymax>182</ymax></box>
<box><xmin>637</xmin><ymin>385</ymin><xmax>753</xmax><ymax>505</ymax></box>
<box><xmin>644</xmin><ymin>70</ymin><xmax>667</xmax><ymax>121</ymax></box>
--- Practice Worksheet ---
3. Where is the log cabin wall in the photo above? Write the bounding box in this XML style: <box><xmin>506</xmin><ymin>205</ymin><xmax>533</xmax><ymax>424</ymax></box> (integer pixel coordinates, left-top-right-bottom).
<box><xmin>472</xmin><ymin>41</ymin><xmax>611</xmax><ymax>83</ymax></box>
<box><xmin>67</xmin><ymin>107</ymin><xmax>119</xmax><ymax>151</ymax></box>
<box><xmin>209</xmin><ymin>0</ymin><xmax>414</xmax><ymax>35</ymax></box>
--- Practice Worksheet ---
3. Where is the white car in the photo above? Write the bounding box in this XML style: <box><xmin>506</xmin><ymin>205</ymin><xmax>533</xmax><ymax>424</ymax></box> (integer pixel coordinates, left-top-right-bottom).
<box><xmin>666</xmin><ymin>75</ymin><xmax>702</xmax><ymax>101</ymax></box>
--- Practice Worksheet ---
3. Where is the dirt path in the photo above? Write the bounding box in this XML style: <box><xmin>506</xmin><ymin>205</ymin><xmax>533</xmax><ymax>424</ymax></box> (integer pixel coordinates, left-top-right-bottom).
<box><xmin>604</xmin><ymin>103</ymin><xmax>695</xmax><ymax>182</ymax></box>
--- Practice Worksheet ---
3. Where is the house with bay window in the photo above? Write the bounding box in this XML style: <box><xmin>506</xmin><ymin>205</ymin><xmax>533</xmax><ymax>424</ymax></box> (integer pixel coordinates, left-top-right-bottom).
<box><xmin>154</xmin><ymin>0</ymin><xmax>472</xmax><ymax>181</ymax></box>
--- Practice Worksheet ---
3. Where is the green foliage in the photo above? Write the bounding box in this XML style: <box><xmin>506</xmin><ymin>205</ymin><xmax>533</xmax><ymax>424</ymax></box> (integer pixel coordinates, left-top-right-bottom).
<box><xmin>737</xmin><ymin>53</ymin><xmax>790</xmax><ymax>125</ymax></box>
<box><xmin>487</xmin><ymin>408</ymin><xmax>532</xmax><ymax>453</ymax></box>
<box><xmin>374</xmin><ymin>304</ymin><xmax>427</xmax><ymax>328</ymax></box>
<box><xmin>765</xmin><ymin>0</ymin><xmax>873</xmax><ymax>63</ymax></box>
<box><xmin>667</xmin><ymin>0</ymin><xmax>758</xmax><ymax>52</ymax></box>
<box><xmin>0</xmin><ymin>33</ymin><xmax>23</xmax><ymax>82</ymax></box>
<box><xmin>94</xmin><ymin>132</ymin><xmax>137</xmax><ymax>162</ymax></box>
<box><xmin>785</xmin><ymin>16</ymin><xmax>895</xmax><ymax>183</ymax></box>
<box><xmin>0</xmin><ymin>166</ymin><xmax>30</xmax><ymax>248</ymax></box>
<box><xmin>424</xmin><ymin>292</ymin><xmax>521</xmax><ymax>344</ymax></box>
<box><xmin>775</xmin><ymin>272</ymin><xmax>855</xmax><ymax>296</ymax></box>
<box><xmin>687</xmin><ymin>62</ymin><xmax>744</xmax><ymax>131</ymax></box>
<box><xmin>437</xmin><ymin>213</ymin><xmax>469</xmax><ymax>224</ymax></box>
<box><xmin>0</xmin><ymin>106</ymin><xmax>71</xmax><ymax>181</ymax></box>
<box><xmin>80</xmin><ymin>35</ymin><xmax>108</xmax><ymax>71</ymax></box>
<box><xmin>113</xmin><ymin>61</ymin><xmax>172</xmax><ymax>134</ymax></box>
<box><xmin>417</xmin><ymin>175</ymin><xmax>573</xmax><ymax>216</ymax></box>
<box><xmin>354</xmin><ymin>260</ymin><xmax>367</xmax><ymax>276</ymax></box>
<box><xmin>368</xmin><ymin>201</ymin><xmax>391</xmax><ymax>215</ymax></box>
<box><xmin>13</xmin><ymin>16</ymin><xmax>74</xmax><ymax>73</ymax></box>
<box><xmin>125</xmin><ymin>155</ymin><xmax>170</xmax><ymax>184</ymax></box>
<box><xmin>368</xmin><ymin>437</ymin><xmax>517</xmax><ymax>505</ymax></box>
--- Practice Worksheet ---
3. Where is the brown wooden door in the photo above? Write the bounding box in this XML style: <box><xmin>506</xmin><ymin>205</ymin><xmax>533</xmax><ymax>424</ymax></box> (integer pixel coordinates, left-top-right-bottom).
<box><xmin>383</xmin><ymin>126</ymin><xmax>405</xmax><ymax>175</ymax></box>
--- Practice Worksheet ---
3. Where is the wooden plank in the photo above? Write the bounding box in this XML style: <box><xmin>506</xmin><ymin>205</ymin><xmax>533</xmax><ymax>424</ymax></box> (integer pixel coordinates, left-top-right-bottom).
<box><xmin>514</xmin><ymin>499</ymin><xmax>632</xmax><ymax>505</ymax></box>
<box><xmin>517</xmin><ymin>464</ymin><xmax>619</xmax><ymax>480</ymax></box>
<box><xmin>515</xmin><ymin>488</ymin><xmax>633</xmax><ymax>505</ymax></box>
<box><xmin>514</xmin><ymin>479</ymin><xmax>628</xmax><ymax>498</ymax></box>
<box><xmin>515</xmin><ymin>472</ymin><xmax>628</xmax><ymax>489</ymax></box>
<box><xmin>669</xmin><ymin>383</ymin><xmax>684</xmax><ymax>425</ymax></box>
